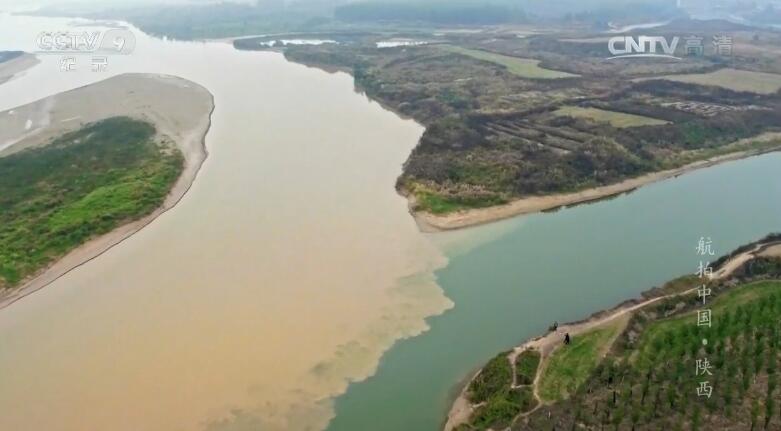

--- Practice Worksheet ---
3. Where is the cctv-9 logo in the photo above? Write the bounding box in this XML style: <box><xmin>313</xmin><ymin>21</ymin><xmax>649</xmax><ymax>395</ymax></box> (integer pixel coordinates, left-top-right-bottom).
<box><xmin>97</xmin><ymin>29</ymin><xmax>136</xmax><ymax>55</ymax></box>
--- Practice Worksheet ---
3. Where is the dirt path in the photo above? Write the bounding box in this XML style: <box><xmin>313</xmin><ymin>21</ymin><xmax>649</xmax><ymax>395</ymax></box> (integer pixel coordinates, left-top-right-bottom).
<box><xmin>760</xmin><ymin>244</ymin><xmax>781</xmax><ymax>258</ymax></box>
<box><xmin>443</xmin><ymin>243</ymin><xmax>768</xmax><ymax>430</ymax></box>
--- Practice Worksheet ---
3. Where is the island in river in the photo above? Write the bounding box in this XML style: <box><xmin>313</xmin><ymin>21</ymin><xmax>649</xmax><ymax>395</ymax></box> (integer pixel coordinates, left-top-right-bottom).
<box><xmin>233</xmin><ymin>19</ymin><xmax>781</xmax><ymax>230</ymax></box>
<box><xmin>0</xmin><ymin>73</ymin><xmax>214</xmax><ymax>309</ymax></box>
<box><xmin>447</xmin><ymin>234</ymin><xmax>781</xmax><ymax>430</ymax></box>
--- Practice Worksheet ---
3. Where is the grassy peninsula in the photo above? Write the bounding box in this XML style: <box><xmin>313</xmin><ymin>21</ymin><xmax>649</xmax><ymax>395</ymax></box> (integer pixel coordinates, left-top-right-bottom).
<box><xmin>0</xmin><ymin>117</ymin><xmax>183</xmax><ymax>289</ymax></box>
<box><xmin>449</xmin><ymin>235</ymin><xmax>781</xmax><ymax>430</ymax></box>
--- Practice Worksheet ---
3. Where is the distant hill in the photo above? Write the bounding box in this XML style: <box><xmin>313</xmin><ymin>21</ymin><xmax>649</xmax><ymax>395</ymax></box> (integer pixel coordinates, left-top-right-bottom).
<box><xmin>334</xmin><ymin>1</ymin><xmax>526</xmax><ymax>25</ymax></box>
<box><xmin>333</xmin><ymin>0</ymin><xmax>682</xmax><ymax>25</ymax></box>
<box><xmin>653</xmin><ymin>17</ymin><xmax>754</xmax><ymax>32</ymax></box>
<box><xmin>521</xmin><ymin>0</ymin><xmax>679</xmax><ymax>18</ymax></box>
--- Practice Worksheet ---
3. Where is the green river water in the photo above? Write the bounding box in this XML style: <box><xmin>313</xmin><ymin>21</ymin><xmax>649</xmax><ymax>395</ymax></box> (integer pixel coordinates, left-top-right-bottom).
<box><xmin>327</xmin><ymin>152</ymin><xmax>781</xmax><ymax>431</ymax></box>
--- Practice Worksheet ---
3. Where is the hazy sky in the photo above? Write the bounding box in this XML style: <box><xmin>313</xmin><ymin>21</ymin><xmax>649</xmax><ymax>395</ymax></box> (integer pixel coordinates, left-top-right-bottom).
<box><xmin>0</xmin><ymin>0</ymin><xmax>256</xmax><ymax>13</ymax></box>
<box><xmin>0</xmin><ymin>0</ymin><xmax>712</xmax><ymax>15</ymax></box>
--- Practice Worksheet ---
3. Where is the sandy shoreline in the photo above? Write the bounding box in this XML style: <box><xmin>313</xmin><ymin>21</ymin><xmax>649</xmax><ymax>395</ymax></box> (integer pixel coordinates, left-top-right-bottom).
<box><xmin>0</xmin><ymin>73</ymin><xmax>214</xmax><ymax>310</ymax></box>
<box><xmin>0</xmin><ymin>52</ymin><xmax>39</xmax><ymax>85</ymax></box>
<box><xmin>415</xmin><ymin>144</ymin><xmax>781</xmax><ymax>232</ymax></box>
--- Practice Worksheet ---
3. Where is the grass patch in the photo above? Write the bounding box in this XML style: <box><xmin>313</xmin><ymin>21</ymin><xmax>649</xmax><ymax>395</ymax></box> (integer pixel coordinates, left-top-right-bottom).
<box><xmin>416</xmin><ymin>190</ymin><xmax>471</xmax><ymax>214</ymax></box>
<box><xmin>441</xmin><ymin>45</ymin><xmax>577</xmax><ymax>79</ymax></box>
<box><xmin>466</xmin><ymin>351</ymin><xmax>538</xmax><ymax>430</ymax></box>
<box><xmin>538</xmin><ymin>320</ymin><xmax>625</xmax><ymax>402</ymax></box>
<box><xmin>659</xmin><ymin>68</ymin><xmax>781</xmax><ymax>95</ymax></box>
<box><xmin>0</xmin><ymin>117</ymin><xmax>183</xmax><ymax>288</ymax></box>
<box><xmin>554</xmin><ymin>106</ymin><xmax>669</xmax><ymax>128</ymax></box>
<box><xmin>469</xmin><ymin>386</ymin><xmax>537</xmax><ymax>430</ymax></box>
<box><xmin>409</xmin><ymin>182</ymin><xmax>507</xmax><ymax>215</ymax></box>
<box><xmin>415</xmin><ymin>191</ymin><xmax>507</xmax><ymax>214</ymax></box>
<box><xmin>469</xmin><ymin>351</ymin><xmax>513</xmax><ymax>404</ymax></box>
<box><xmin>515</xmin><ymin>349</ymin><xmax>541</xmax><ymax>386</ymax></box>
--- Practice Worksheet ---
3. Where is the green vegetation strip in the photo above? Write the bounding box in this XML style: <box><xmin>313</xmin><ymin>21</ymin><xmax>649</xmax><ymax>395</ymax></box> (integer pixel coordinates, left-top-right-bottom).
<box><xmin>553</xmin><ymin>106</ymin><xmax>669</xmax><ymax>128</ymax></box>
<box><xmin>658</xmin><ymin>68</ymin><xmax>781</xmax><ymax>95</ymax></box>
<box><xmin>0</xmin><ymin>117</ymin><xmax>183</xmax><ymax>288</ymax></box>
<box><xmin>407</xmin><ymin>181</ymin><xmax>507</xmax><ymax>215</ymax></box>
<box><xmin>538</xmin><ymin>319</ymin><xmax>625</xmax><ymax>402</ymax></box>
<box><xmin>441</xmin><ymin>46</ymin><xmax>577</xmax><ymax>79</ymax></box>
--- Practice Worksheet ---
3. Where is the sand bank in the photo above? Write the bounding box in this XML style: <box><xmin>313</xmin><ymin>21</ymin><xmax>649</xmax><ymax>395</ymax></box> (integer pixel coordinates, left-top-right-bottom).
<box><xmin>0</xmin><ymin>73</ymin><xmax>214</xmax><ymax>310</ymax></box>
<box><xmin>415</xmin><ymin>144</ymin><xmax>781</xmax><ymax>232</ymax></box>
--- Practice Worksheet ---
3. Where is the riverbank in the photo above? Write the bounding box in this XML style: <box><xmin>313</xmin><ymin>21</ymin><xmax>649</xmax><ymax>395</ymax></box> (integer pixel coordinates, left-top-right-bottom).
<box><xmin>414</xmin><ymin>144</ymin><xmax>781</xmax><ymax>232</ymax></box>
<box><xmin>0</xmin><ymin>73</ymin><xmax>214</xmax><ymax>310</ymax></box>
<box><xmin>0</xmin><ymin>52</ymin><xmax>38</xmax><ymax>85</ymax></box>
<box><xmin>444</xmin><ymin>236</ymin><xmax>781</xmax><ymax>430</ymax></box>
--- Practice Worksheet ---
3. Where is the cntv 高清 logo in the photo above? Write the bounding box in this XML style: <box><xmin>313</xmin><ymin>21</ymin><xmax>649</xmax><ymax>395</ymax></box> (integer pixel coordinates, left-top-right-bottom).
<box><xmin>607</xmin><ymin>36</ymin><xmax>680</xmax><ymax>60</ymax></box>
